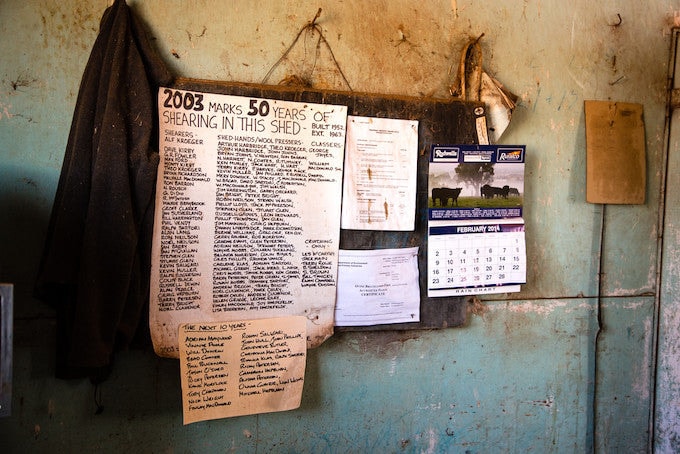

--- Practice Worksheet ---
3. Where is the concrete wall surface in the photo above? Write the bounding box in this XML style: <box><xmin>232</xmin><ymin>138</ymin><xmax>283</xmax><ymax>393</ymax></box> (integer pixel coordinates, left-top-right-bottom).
<box><xmin>1</xmin><ymin>0</ymin><xmax>679</xmax><ymax>452</ymax></box>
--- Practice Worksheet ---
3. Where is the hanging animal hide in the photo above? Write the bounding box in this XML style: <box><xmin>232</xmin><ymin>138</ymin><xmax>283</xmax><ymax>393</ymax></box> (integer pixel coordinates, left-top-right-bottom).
<box><xmin>451</xmin><ymin>36</ymin><xmax>518</xmax><ymax>144</ymax></box>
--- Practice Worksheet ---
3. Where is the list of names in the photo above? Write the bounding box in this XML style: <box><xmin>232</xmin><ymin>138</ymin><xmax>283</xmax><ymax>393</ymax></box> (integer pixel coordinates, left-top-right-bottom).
<box><xmin>150</xmin><ymin>88</ymin><xmax>348</xmax><ymax>357</ymax></box>
<box><xmin>179</xmin><ymin>317</ymin><xmax>307</xmax><ymax>424</ymax></box>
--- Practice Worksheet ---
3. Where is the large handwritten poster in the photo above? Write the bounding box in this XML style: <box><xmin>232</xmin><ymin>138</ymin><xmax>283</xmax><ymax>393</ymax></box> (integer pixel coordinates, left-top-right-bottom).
<box><xmin>150</xmin><ymin>88</ymin><xmax>348</xmax><ymax>357</ymax></box>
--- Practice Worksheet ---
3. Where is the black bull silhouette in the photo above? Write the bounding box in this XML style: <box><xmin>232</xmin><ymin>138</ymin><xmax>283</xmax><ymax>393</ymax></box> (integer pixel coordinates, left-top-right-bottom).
<box><xmin>432</xmin><ymin>187</ymin><xmax>463</xmax><ymax>207</ymax></box>
<box><xmin>481</xmin><ymin>184</ymin><xmax>510</xmax><ymax>199</ymax></box>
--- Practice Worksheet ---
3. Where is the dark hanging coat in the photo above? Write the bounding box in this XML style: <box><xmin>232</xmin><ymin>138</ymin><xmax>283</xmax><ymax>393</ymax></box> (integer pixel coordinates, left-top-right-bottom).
<box><xmin>35</xmin><ymin>0</ymin><xmax>172</xmax><ymax>380</ymax></box>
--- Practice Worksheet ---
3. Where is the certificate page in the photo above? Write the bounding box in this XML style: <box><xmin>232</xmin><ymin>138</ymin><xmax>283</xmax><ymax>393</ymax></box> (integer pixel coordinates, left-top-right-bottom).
<box><xmin>335</xmin><ymin>247</ymin><xmax>420</xmax><ymax>326</ymax></box>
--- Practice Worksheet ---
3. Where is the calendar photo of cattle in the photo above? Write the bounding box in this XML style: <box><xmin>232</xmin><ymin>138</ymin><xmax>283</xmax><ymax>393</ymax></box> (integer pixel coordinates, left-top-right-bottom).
<box><xmin>428</xmin><ymin>144</ymin><xmax>526</xmax><ymax>221</ymax></box>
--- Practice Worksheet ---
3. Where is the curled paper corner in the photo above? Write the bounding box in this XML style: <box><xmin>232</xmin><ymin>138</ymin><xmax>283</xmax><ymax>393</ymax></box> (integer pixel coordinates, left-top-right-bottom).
<box><xmin>481</xmin><ymin>72</ymin><xmax>519</xmax><ymax>143</ymax></box>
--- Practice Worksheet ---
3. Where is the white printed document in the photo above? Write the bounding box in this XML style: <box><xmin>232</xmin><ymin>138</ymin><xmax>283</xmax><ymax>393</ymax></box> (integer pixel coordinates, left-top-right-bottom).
<box><xmin>341</xmin><ymin>116</ymin><xmax>418</xmax><ymax>231</ymax></box>
<box><xmin>335</xmin><ymin>247</ymin><xmax>420</xmax><ymax>326</ymax></box>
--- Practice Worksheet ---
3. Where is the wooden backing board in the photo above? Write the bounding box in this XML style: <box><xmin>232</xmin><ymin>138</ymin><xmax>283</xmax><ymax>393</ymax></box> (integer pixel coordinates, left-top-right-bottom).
<box><xmin>172</xmin><ymin>78</ymin><xmax>486</xmax><ymax>330</ymax></box>
<box><xmin>585</xmin><ymin>100</ymin><xmax>646</xmax><ymax>204</ymax></box>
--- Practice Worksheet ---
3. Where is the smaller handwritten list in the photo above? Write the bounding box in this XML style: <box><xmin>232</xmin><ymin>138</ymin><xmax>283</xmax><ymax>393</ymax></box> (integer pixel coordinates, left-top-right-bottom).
<box><xmin>179</xmin><ymin>316</ymin><xmax>307</xmax><ymax>424</ymax></box>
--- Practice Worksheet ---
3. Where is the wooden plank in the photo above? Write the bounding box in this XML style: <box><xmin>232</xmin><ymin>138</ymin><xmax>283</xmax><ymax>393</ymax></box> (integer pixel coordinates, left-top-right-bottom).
<box><xmin>172</xmin><ymin>78</ymin><xmax>485</xmax><ymax>330</ymax></box>
<box><xmin>585</xmin><ymin>100</ymin><xmax>646</xmax><ymax>204</ymax></box>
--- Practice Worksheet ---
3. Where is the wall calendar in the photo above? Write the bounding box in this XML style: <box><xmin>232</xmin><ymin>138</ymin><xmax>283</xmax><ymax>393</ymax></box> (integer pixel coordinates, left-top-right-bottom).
<box><xmin>427</xmin><ymin>145</ymin><xmax>527</xmax><ymax>297</ymax></box>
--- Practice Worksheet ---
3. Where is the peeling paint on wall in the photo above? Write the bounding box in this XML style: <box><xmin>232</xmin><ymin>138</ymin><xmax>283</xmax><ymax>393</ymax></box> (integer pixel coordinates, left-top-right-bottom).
<box><xmin>0</xmin><ymin>100</ymin><xmax>13</xmax><ymax>120</ymax></box>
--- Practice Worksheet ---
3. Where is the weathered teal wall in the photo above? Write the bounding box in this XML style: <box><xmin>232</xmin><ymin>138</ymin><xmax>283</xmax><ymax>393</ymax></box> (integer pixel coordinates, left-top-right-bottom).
<box><xmin>0</xmin><ymin>0</ymin><xmax>677</xmax><ymax>452</ymax></box>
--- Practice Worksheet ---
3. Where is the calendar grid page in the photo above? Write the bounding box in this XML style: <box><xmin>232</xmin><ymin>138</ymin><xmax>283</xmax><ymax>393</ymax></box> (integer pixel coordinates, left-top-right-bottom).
<box><xmin>427</xmin><ymin>220</ymin><xmax>526</xmax><ymax>297</ymax></box>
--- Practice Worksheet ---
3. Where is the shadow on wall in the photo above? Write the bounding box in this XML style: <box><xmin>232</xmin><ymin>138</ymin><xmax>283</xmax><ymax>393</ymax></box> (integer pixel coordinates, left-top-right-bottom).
<box><xmin>572</xmin><ymin>110</ymin><xmax>604</xmax><ymax>299</ymax></box>
<box><xmin>0</xmin><ymin>168</ymin><xmax>56</xmax><ymax>318</ymax></box>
